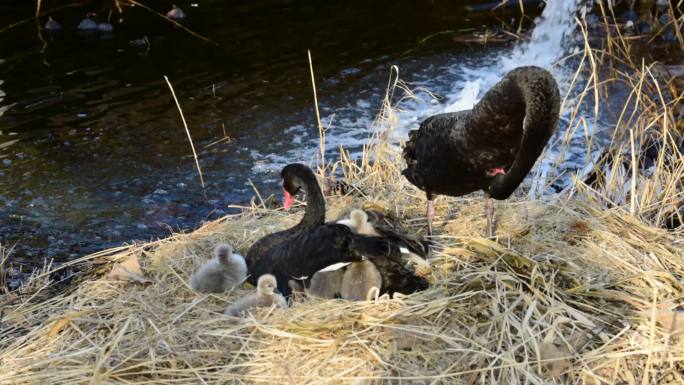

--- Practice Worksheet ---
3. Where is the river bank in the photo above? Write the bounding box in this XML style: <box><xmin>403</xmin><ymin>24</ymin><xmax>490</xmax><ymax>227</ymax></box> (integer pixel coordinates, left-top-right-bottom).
<box><xmin>1</xmin><ymin>141</ymin><xmax>682</xmax><ymax>383</ymax></box>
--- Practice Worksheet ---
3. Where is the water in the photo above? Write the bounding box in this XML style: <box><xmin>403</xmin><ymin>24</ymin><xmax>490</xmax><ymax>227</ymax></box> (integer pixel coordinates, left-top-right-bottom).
<box><xmin>0</xmin><ymin>0</ymin><xmax>608</xmax><ymax>281</ymax></box>
<box><xmin>265</xmin><ymin>0</ymin><xmax>589</xmax><ymax>169</ymax></box>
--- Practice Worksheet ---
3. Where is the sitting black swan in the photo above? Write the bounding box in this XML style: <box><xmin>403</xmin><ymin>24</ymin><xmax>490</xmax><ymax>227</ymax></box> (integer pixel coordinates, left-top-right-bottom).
<box><xmin>246</xmin><ymin>163</ymin><xmax>430</xmax><ymax>297</ymax></box>
<box><xmin>402</xmin><ymin>66</ymin><xmax>561</xmax><ymax>235</ymax></box>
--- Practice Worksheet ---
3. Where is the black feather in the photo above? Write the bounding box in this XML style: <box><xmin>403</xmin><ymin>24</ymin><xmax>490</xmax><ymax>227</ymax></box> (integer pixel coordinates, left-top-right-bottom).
<box><xmin>402</xmin><ymin>66</ymin><xmax>561</xmax><ymax>200</ymax></box>
<box><xmin>246</xmin><ymin>164</ymin><xmax>429</xmax><ymax>296</ymax></box>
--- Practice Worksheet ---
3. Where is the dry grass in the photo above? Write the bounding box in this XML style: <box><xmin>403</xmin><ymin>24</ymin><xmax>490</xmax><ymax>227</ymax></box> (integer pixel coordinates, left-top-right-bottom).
<box><xmin>1</xmin><ymin>174</ymin><xmax>683</xmax><ymax>384</ymax></box>
<box><xmin>1</xmin><ymin>8</ymin><xmax>684</xmax><ymax>385</ymax></box>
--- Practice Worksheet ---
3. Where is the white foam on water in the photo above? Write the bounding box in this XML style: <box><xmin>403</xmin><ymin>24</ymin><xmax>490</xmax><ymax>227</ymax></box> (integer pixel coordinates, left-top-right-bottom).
<box><xmin>444</xmin><ymin>80</ymin><xmax>481</xmax><ymax>113</ymax></box>
<box><xmin>395</xmin><ymin>0</ymin><xmax>582</xmax><ymax>136</ymax></box>
<box><xmin>502</xmin><ymin>0</ymin><xmax>582</xmax><ymax>72</ymax></box>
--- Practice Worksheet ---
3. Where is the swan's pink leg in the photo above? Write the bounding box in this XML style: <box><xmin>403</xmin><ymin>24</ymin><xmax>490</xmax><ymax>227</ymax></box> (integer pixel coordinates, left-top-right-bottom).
<box><xmin>427</xmin><ymin>199</ymin><xmax>435</xmax><ymax>236</ymax></box>
<box><xmin>485</xmin><ymin>194</ymin><xmax>494</xmax><ymax>237</ymax></box>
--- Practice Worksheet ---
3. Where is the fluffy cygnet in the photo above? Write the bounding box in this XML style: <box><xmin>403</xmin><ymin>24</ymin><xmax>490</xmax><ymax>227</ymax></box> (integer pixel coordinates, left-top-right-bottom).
<box><xmin>308</xmin><ymin>269</ymin><xmax>344</xmax><ymax>299</ymax></box>
<box><xmin>337</xmin><ymin>209</ymin><xmax>379</xmax><ymax>236</ymax></box>
<box><xmin>189</xmin><ymin>244</ymin><xmax>247</xmax><ymax>293</ymax></box>
<box><xmin>336</xmin><ymin>209</ymin><xmax>383</xmax><ymax>300</ymax></box>
<box><xmin>340</xmin><ymin>260</ymin><xmax>382</xmax><ymax>301</ymax></box>
<box><xmin>225</xmin><ymin>274</ymin><xmax>287</xmax><ymax>316</ymax></box>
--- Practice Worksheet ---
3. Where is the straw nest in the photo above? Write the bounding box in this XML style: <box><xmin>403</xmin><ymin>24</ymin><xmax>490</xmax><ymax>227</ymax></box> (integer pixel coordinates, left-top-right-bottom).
<box><xmin>1</xmin><ymin>165</ymin><xmax>683</xmax><ymax>384</ymax></box>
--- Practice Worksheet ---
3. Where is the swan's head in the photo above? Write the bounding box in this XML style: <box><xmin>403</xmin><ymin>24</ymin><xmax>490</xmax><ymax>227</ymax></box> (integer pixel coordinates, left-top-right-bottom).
<box><xmin>214</xmin><ymin>243</ymin><xmax>237</xmax><ymax>267</ymax></box>
<box><xmin>280</xmin><ymin>163</ymin><xmax>317</xmax><ymax>209</ymax></box>
<box><xmin>488</xmin><ymin>173</ymin><xmax>515</xmax><ymax>200</ymax></box>
<box><xmin>214</xmin><ymin>243</ymin><xmax>233</xmax><ymax>259</ymax></box>
<box><xmin>257</xmin><ymin>274</ymin><xmax>279</xmax><ymax>296</ymax></box>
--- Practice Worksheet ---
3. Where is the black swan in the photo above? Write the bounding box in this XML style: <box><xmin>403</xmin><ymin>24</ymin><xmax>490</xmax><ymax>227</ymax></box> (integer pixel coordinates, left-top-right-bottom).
<box><xmin>300</xmin><ymin>208</ymin><xmax>430</xmax><ymax>300</ymax></box>
<box><xmin>245</xmin><ymin>163</ymin><xmax>430</xmax><ymax>297</ymax></box>
<box><xmin>402</xmin><ymin>66</ymin><xmax>560</xmax><ymax>235</ymax></box>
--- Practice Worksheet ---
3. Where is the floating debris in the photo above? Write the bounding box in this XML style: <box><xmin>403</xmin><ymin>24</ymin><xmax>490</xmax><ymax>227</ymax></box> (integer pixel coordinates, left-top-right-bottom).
<box><xmin>97</xmin><ymin>22</ymin><xmax>113</xmax><ymax>33</ymax></box>
<box><xmin>130</xmin><ymin>36</ymin><xmax>151</xmax><ymax>51</ymax></box>
<box><xmin>98</xmin><ymin>10</ymin><xmax>114</xmax><ymax>34</ymax></box>
<box><xmin>166</xmin><ymin>5</ymin><xmax>186</xmax><ymax>21</ymax></box>
<box><xmin>77</xmin><ymin>13</ymin><xmax>97</xmax><ymax>31</ymax></box>
<box><xmin>44</xmin><ymin>16</ymin><xmax>61</xmax><ymax>32</ymax></box>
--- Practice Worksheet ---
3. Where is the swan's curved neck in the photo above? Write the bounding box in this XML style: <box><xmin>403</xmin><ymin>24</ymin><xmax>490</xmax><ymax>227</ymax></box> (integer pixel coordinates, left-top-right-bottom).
<box><xmin>467</xmin><ymin>75</ymin><xmax>526</xmax><ymax>143</ymax></box>
<box><xmin>478</xmin><ymin>67</ymin><xmax>560</xmax><ymax>199</ymax></box>
<box><xmin>297</xmin><ymin>177</ymin><xmax>326</xmax><ymax>228</ymax></box>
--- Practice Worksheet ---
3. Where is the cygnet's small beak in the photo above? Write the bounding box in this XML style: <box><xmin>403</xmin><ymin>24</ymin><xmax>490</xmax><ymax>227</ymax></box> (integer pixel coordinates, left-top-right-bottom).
<box><xmin>274</xmin><ymin>288</ymin><xmax>282</xmax><ymax>295</ymax></box>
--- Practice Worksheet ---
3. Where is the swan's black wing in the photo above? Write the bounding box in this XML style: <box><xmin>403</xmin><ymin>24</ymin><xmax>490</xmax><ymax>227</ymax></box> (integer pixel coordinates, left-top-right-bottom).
<box><xmin>248</xmin><ymin>223</ymin><xmax>405</xmax><ymax>295</ymax></box>
<box><xmin>487</xmin><ymin>67</ymin><xmax>560</xmax><ymax>199</ymax></box>
<box><xmin>245</xmin><ymin>228</ymin><xmax>294</xmax><ymax>274</ymax></box>
<box><xmin>365</xmin><ymin>209</ymin><xmax>431</xmax><ymax>258</ymax></box>
<box><xmin>372</xmin><ymin>257</ymin><xmax>430</xmax><ymax>296</ymax></box>
<box><xmin>362</xmin><ymin>210</ymin><xmax>431</xmax><ymax>294</ymax></box>
<box><xmin>402</xmin><ymin>66</ymin><xmax>559</xmax><ymax>200</ymax></box>
<box><xmin>402</xmin><ymin>111</ymin><xmax>478</xmax><ymax>197</ymax></box>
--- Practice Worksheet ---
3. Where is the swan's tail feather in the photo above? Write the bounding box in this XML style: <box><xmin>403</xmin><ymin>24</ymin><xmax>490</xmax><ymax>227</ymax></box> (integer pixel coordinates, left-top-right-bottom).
<box><xmin>365</xmin><ymin>209</ymin><xmax>431</xmax><ymax>258</ymax></box>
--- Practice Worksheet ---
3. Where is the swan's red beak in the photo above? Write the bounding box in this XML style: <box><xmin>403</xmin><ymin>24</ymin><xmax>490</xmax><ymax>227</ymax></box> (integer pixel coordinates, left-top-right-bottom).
<box><xmin>487</xmin><ymin>167</ymin><xmax>506</xmax><ymax>177</ymax></box>
<box><xmin>283</xmin><ymin>189</ymin><xmax>294</xmax><ymax>210</ymax></box>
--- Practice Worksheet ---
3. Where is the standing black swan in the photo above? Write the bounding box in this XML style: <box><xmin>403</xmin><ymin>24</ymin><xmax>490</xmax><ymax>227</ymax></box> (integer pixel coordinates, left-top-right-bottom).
<box><xmin>245</xmin><ymin>163</ymin><xmax>429</xmax><ymax>297</ymax></box>
<box><xmin>402</xmin><ymin>66</ymin><xmax>560</xmax><ymax>235</ymax></box>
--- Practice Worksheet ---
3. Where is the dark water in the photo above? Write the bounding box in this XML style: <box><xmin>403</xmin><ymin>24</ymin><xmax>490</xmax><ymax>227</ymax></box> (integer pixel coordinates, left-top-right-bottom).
<box><xmin>0</xmin><ymin>1</ymin><xmax>542</xmax><ymax>276</ymax></box>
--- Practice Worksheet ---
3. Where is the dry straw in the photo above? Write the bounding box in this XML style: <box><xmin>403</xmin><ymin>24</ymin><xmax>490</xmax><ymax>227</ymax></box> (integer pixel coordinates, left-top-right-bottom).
<box><xmin>1</xmin><ymin>10</ymin><xmax>683</xmax><ymax>385</ymax></box>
